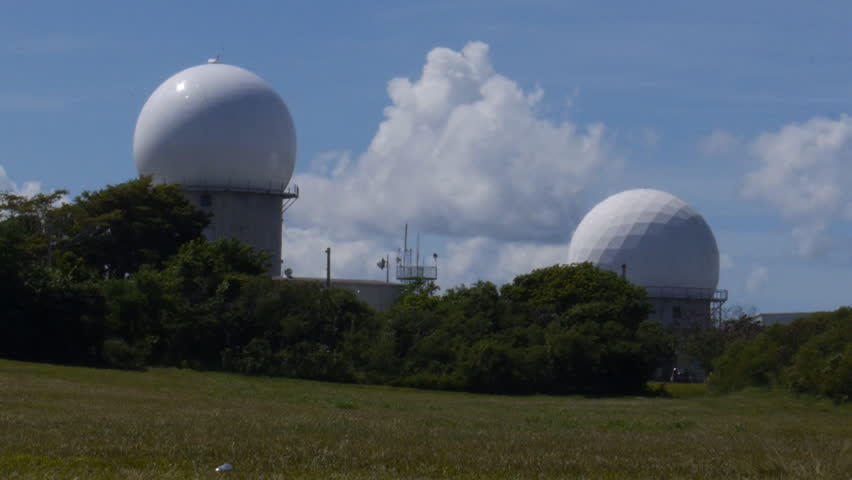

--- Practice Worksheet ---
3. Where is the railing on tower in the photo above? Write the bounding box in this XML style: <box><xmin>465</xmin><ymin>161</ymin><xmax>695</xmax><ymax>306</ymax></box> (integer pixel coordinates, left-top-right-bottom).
<box><xmin>155</xmin><ymin>175</ymin><xmax>299</xmax><ymax>199</ymax></box>
<box><xmin>395</xmin><ymin>224</ymin><xmax>438</xmax><ymax>284</ymax></box>
<box><xmin>396</xmin><ymin>264</ymin><xmax>438</xmax><ymax>281</ymax></box>
<box><xmin>644</xmin><ymin>286</ymin><xmax>728</xmax><ymax>326</ymax></box>
<box><xmin>644</xmin><ymin>286</ymin><xmax>728</xmax><ymax>302</ymax></box>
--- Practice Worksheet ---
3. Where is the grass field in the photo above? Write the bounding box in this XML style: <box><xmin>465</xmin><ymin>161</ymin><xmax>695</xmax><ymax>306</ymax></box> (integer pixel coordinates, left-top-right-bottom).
<box><xmin>1</xmin><ymin>360</ymin><xmax>850</xmax><ymax>479</ymax></box>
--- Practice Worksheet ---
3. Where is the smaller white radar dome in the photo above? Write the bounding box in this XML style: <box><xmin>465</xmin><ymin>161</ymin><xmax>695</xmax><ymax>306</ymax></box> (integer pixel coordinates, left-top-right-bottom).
<box><xmin>133</xmin><ymin>63</ymin><xmax>296</xmax><ymax>191</ymax></box>
<box><xmin>567</xmin><ymin>189</ymin><xmax>720</xmax><ymax>290</ymax></box>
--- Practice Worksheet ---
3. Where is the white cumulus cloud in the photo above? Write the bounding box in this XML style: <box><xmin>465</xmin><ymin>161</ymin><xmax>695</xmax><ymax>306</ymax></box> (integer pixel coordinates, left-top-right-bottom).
<box><xmin>282</xmin><ymin>226</ymin><xmax>384</xmax><ymax>280</ymax></box>
<box><xmin>720</xmin><ymin>253</ymin><xmax>735</xmax><ymax>270</ymax></box>
<box><xmin>745</xmin><ymin>265</ymin><xmax>769</xmax><ymax>294</ymax></box>
<box><xmin>290</xmin><ymin>42</ymin><xmax>617</xmax><ymax>243</ymax></box>
<box><xmin>700</xmin><ymin>129</ymin><xmax>740</xmax><ymax>156</ymax></box>
<box><xmin>0</xmin><ymin>165</ymin><xmax>42</xmax><ymax>197</ymax></box>
<box><xmin>283</xmin><ymin>42</ymin><xmax>619</xmax><ymax>289</ymax></box>
<box><xmin>742</xmin><ymin>115</ymin><xmax>852</xmax><ymax>258</ymax></box>
<box><xmin>441</xmin><ymin>236</ymin><xmax>567</xmax><ymax>288</ymax></box>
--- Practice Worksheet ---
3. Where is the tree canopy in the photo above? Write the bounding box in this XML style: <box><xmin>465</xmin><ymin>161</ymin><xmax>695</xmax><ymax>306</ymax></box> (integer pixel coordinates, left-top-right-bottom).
<box><xmin>63</xmin><ymin>176</ymin><xmax>210</xmax><ymax>278</ymax></box>
<box><xmin>709</xmin><ymin>308</ymin><xmax>852</xmax><ymax>402</ymax></box>
<box><xmin>18</xmin><ymin>177</ymin><xmax>831</xmax><ymax>398</ymax></box>
<box><xmin>380</xmin><ymin>264</ymin><xmax>669</xmax><ymax>394</ymax></box>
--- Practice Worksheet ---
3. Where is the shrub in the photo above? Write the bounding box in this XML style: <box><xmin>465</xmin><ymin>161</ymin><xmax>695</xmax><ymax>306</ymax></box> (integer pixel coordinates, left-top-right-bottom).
<box><xmin>709</xmin><ymin>307</ymin><xmax>852</xmax><ymax>402</ymax></box>
<box><xmin>101</xmin><ymin>337</ymin><xmax>151</xmax><ymax>370</ymax></box>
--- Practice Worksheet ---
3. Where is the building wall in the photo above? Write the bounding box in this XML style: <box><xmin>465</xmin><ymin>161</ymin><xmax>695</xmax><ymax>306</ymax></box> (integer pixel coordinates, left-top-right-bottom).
<box><xmin>755</xmin><ymin>312</ymin><xmax>816</xmax><ymax>326</ymax></box>
<box><xmin>281</xmin><ymin>278</ymin><xmax>405</xmax><ymax>311</ymax></box>
<box><xmin>649</xmin><ymin>297</ymin><xmax>714</xmax><ymax>382</ymax></box>
<box><xmin>330</xmin><ymin>279</ymin><xmax>405</xmax><ymax>312</ymax></box>
<box><xmin>183</xmin><ymin>190</ymin><xmax>283</xmax><ymax>276</ymax></box>
<box><xmin>649</xmin><ymin>298</ymin><xmax>713</xmax><ymax>330</ymax></box>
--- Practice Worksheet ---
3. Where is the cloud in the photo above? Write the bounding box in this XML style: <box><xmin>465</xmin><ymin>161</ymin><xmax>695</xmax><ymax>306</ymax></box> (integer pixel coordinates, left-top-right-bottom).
<box><xmin>441</xmin><ymin>236</ymin><xmax>567</xmax><ymax>288</ymax></box>
<box><xmin>700</xmin><ymin>129</ymin><xmax>740</xmax><ymax>156</ymax></box>
<box><xmin>290</xmin><ymin>41</ymin><xmax>617</xmax><ymax>241</ymax></box>
<box><xmin>741</xmin><ymin>115</ymin><xmax>852</xmax><ymax>258</ymax></box>
<box><xmin>282</xmin><ymin>227</ymin><xmax>569</xmax><ymax>290</ymax></box>
<box><xmin>640</xmin><ymin>127</ymin><xmax>659</xmax><ymax>148</ymax></box>
<box><xmin>720</xmin><ymin>253</ymin><xmax>735</xmax><ymax>270</ymax></box>
<box><xmin>0</xmin><ymin>165</ymin><xmax>42</xmax><ymax>197</ymax></box>
<box><xmin>564</xmin><ymin>87</ymin><xmax>580</xmax><ymax>109</ymax></box>
<box><xmin>745</xmin><ymin>265</ymin><xmax>769</xmax><ymax>294</ymax></box>
<box><xmin>284</xmin><ymin>42</ymin><xmax>615</xmax><ymax>288</ymax></box>
<box><xmin>282</xmin><ymin>226</ymin><xmax>384</xmax><ymax>280</ymax></box>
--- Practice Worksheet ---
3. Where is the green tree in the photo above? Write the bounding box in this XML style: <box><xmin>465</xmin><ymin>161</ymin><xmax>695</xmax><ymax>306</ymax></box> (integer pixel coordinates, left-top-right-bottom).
<box><xmin>62</xmin><ymin>177</ymin><xmax>209</xmax><ymax>278</ymax></box>
<box><xmin>153</xmin><ymin>238</ymin><xmax>268</xmax><ymax>367</ymax></box>
<box><xmin>501</xmin><ymin>263</ymin><xmax>652</xmax><ymax>330</ymax></box>
<box><xmin>0</xmin><ymin>218</ymin><xmax>36</xmax><ymax>358</ymax></box>
<box><xmin>0</xmin><ymin>190</ymin><xmax>68</xmax><ymax>269</ymax></box>
<box><xmin>0</xmin><ymin>191</ymin><xmax>107</xmax><ymax>364</ymax></box>
<box><xmin>384</xmin><ymin>263</ymin><xmax>669</xmax><ymax>394</ymax></box>
<box><xmin>709</xmin><ymin>307</ymin><xmax>852</xmax><ymax>402</ymax></box>
<box><xmin>681</xmin><ymin>310</ymin><xmax>763</xmax><ymax>375</ymax></box>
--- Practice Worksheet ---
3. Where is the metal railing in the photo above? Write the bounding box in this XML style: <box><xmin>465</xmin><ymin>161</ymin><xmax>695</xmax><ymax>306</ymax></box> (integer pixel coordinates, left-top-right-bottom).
<box><xmin>152</xmin><ymin>176</ymin><xmax>299</xmax><ymax>198</ymax></box>
<box><xmin>644</xmin><ymin>286</ymin><xmax>728</xmax><ymax>303</ymax></box>
<box><xmin>396</xmin><ymin>264</ymin><xmax>437</xmax><ymax>280</ymax></box>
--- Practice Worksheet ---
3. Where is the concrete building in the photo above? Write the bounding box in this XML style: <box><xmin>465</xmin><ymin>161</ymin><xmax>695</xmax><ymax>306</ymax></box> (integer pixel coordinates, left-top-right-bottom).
<box><xmin>754</xmin><ymin>312</ymin><xmax>817</xmax><ymax>326</ymax></box>
<box><xmin>283</xmin><ymin>278</ymin><xmax>406</xmax><ymax>312</ymax></box>
<box><xmin>567</xmin><ymin>189</ymin><xmax>727</xmax><ymax>380</ymax></box>
<box><xmin>133</xmin><ymin>60</ymin><xmax>297</xmax><ymax>276</ymax></box>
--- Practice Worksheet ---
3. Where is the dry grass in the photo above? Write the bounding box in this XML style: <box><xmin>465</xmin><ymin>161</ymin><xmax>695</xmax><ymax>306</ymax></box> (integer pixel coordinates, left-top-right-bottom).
<box><xmin>1</xmin><ymin>359</ymin><xmax>850</xmax><ymax>479</ymax></box>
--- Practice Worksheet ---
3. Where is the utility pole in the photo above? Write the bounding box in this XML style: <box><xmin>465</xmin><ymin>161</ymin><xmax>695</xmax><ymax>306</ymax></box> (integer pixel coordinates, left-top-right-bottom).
<box><xmin>325</xmin><ymin>247</ymin><xmax>331</xmax><ymax>288</ymax></box>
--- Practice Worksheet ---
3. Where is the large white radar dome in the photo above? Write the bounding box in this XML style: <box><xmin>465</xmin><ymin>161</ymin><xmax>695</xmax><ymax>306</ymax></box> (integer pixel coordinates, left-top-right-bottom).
<box><xmin>567</xmin><ymin>189</ymin><xmax>719</xmax><ymax>290</ymax></box>
<box><xmin>134</xmin><ymin>63</ymin><xmax>296</xmax><ymax>191</ymax></box>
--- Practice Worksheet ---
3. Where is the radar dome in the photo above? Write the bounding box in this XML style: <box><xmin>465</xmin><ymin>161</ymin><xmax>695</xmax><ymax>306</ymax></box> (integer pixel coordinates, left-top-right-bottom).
<box><xmin>133</xmin><ymin>63</ymin><xmax>296</xmax><ymax>191</ymax></box>
<box><xmin>567</xmin><ymin>189</ymin><xmax>719</xmax><ymax>290</ymax></box>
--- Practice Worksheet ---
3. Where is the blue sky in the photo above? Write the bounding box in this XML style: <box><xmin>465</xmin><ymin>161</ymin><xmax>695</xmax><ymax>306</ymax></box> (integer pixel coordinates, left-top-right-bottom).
<box><xmin>2</xmin><ymin>1</ymin><xmax>852</xmax><ymax>313</ymax></box>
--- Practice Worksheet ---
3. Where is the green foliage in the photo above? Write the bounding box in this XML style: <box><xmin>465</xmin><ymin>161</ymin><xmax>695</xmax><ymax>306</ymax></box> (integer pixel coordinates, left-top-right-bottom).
<box><xmin>383</xmin><ymin>264</ymin><xmax>668</xmax><ymax>394</ymax></box>
<box><xmin>0</xmin><ymin>219</ymin><xmax>30</xmax><ymax>330</ymax></box>
<box><xmin>0</xmin><ymin>178</ymin><xmax>207</xmax><ymax>365</ymax></box>
<box><xmin>0</xmin><ymin>179</ymin><xmax>681</xmax><ymax>396</ymax></box>
<box><xmin>101</xmin><ymin>337</ymin><xmax>152</xmax><ymax>370</ymax></box>
<box><xmin>709</xmin><ymin>308</ymin><xmax>852</xmax><ymax>402</ymax></box>
<box><xmin>0</xmin><ymin>190</ymin><xmax>68</xmax><ymax>270</ymax></box>
<box><xmin>62</xmin><ymin>176</ymin><xmax>209</xmax><ymax>278</ymax></box>
<box><xmin>786</xmin><ymin>309</ymin><xmax>852</xmax><ymax>401</ymax></box>
<box><xmin>680</xmin><ymin>312</ymin><xmax>763</xmax><ymax>374</ymax></box>
<box><xmin>0</xmin><ymin>193</ymin><xmax>107</xmax><ymax>362</ymax></box>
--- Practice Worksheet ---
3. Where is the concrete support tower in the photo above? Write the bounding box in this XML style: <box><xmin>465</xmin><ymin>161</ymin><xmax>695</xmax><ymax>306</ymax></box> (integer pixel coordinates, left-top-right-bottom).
<box><xmin>133</xmin><ymin>60</ymin><xmax>298</xmax><ymax>275</ymax></box>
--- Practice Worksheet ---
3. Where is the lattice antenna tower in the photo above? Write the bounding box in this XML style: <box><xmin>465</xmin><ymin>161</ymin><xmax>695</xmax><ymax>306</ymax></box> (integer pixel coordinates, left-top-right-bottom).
<box><xmin>395</xmin><ymin>223</ymin><xmax>438</xmax><ymax>284</ymax></box>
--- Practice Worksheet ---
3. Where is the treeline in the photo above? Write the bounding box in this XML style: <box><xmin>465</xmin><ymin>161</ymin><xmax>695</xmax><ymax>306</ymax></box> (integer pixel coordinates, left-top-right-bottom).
<box><xmin>708</xmin><ymin>309</ymin><xmax>852</xmax><ymax>402</ymax></box>
<box><xmin>0</xmin><ymin>178</ymin><xmax>672</xmax><ymax>395</ymax></box>
<box><xmin>381</xmin><ymin>266</ymin><xmax>672</xmax><ymax>394</ymax></box>
<box><xmin>3</xmin><ymin>178</ymin><xmax>848</xmax><ymax>400</ymax></box>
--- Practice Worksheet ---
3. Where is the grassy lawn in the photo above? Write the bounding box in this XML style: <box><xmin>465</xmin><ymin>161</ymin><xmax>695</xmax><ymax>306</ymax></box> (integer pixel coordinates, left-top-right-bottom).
<box><xmin>1</xmin><ymin>360</ymin><xmax>849</xmax><ymax>479</ymax></box>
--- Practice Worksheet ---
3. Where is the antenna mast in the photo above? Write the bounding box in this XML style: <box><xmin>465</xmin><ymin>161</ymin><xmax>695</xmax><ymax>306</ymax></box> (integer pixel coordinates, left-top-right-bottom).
<box><xmin>395</xmin><ymin>224</ymin><xmax>438</xmax><ymax>284</ymax></box>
